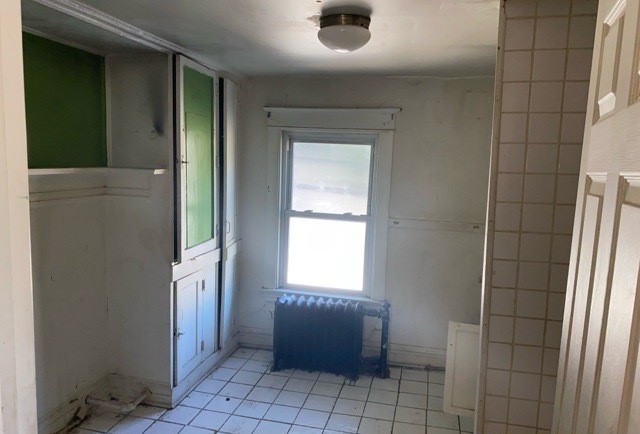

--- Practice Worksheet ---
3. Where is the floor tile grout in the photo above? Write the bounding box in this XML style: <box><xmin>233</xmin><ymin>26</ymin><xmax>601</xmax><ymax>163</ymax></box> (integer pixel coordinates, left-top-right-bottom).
<box><xmin>76</xmin><ymin>347</ymin><xmax>473</xmax><ymax>434</ymax></box>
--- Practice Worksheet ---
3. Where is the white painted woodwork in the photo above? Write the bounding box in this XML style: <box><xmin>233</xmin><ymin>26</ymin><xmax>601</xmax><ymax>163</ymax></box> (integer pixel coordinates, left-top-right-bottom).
<box><xmin>174</xmin><ymin>265</ymin><xmax>219</xmax><ymax>384</ymax></box>
<box><xmin>221</xmin><ymin>79</ymin><xmax>240</xmax><ymax>349</ymax></box>
<box><xmin>22</xmin><ymin>0</ymin><xmax>234</xmax><ymax>76</ymax></box>
<box><xmin>558</xmin><ymin>183</ymin><xmax>603</xmax><ymax>434</ymax></box>
<box><xmin>172</xmin><ymin>55</ymin><xmax>224</xmax><ymax>385</ymax></box>
<box><xmin>263</xmin><ymin>107</ymin><xmax>400</xmax><ymax>130</ymax></box>
<box><xmin>553</xmin><ymin>0</ymin><xmax>640</xmax><ymax>431</ymax></box>
<box><xmin>175</xmin><ymin>275</ymin><xmax>201</xmax><ymax>383</ymax></box>
<box><xmin>0</xmin><ymin>0</ymin><xmax>38</xmax><ymax>431</ymax></box>
<box><xmin>175</xmin><ymin>55</ymin><xmax>220</xmax><ymax>263</ymax></box>
<box><xmin>262</xmin><ymin>108</ymin><xmax>395</xmax><ymax>300</ymax></box>
<box><xmin>224</xmin><ymin>80</ymin><xmax>238</xmax><ymax>245</ymax></box>
<box><xmin>444</xmin><ymin>322</ymin><xmax>479</xmax><ymax>418</ymax></box>
<box><xmin>201</xmin><ymin>265</ymin><xmax>218</xmax><ymax>360</ymax></box>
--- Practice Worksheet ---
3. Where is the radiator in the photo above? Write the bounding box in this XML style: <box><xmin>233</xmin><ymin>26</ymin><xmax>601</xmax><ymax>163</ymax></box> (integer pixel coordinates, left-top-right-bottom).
<box><xmin>273</xmin><ymin>295</ymin><xmax>365</xmax><ymax>379</ymax></box>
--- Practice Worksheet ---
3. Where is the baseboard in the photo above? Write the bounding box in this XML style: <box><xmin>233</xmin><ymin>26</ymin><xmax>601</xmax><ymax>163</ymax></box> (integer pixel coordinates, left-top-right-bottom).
<box><xmin>169</xmin><ymin>333</ymin><xmax>240</xmax><ymax>407</ymax></box>
<box><xmin>238</xmin><ymin>327</ymin><xmax>446</xmax><ymax>369</ymax></box>
<box><xmin>38</xmin><ymin>375</ymin><xmax>109</xmax><ymax>434</ymax></box>
<box><xmin>368</xmin><ymin>341</ymin><xmax>446</xmax><ymax>368</ymax></box>
<box><xmin>107</xmin><ymin>374</ymin><xmax>173</xmax><ymax>408</ymax></box>
<box><xmin>238</xmin><ymin>326</ymin><xmax>272</xmax><ymax>349</ymax></box>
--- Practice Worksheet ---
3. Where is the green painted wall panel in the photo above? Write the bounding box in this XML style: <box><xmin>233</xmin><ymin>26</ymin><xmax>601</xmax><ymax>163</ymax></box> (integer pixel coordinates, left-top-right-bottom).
<box><xmin>183</xmin><ymin>66</ymin><xmax>214</xmax><ymax>248</ymax></box>
<box><xmin>22</xmin><ymin>33</ymin><xmax>106</xmax><ymax>168</ymax></box>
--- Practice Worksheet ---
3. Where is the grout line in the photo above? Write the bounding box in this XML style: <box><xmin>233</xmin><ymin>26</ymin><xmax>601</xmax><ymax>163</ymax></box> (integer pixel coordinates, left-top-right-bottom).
<box><xmin>504</xmin><ymin>5</ymin><xmax>540</xmax><ymax>420</ymax></box>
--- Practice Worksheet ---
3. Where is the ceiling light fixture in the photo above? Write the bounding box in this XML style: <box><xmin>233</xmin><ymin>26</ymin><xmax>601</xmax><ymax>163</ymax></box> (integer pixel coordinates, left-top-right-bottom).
<box><xmin>318</xmin><ymin>14</ymin><xmax>371</xmax><ymax>53</ymax></box>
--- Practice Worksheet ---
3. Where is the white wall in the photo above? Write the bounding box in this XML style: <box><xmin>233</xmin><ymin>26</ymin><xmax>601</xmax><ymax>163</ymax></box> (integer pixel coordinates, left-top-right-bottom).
<box><xmin>106</xmin><ymin>54</ymin><xmax>174</xmax><ymax>386</ymax></box>
<box><xmin>237</xmin><ymin>76</ymin><xmax>494</xmax><ymax>366</ymax></box>
<box><xmin>28</xmin><ymin>54</ymin><xmax>175</xmax><ymax>429</ymax></box>
<box><xmin>30</xmin><ymin>197</ymin><xmax>109</xmax><ymax>425</ymax></box>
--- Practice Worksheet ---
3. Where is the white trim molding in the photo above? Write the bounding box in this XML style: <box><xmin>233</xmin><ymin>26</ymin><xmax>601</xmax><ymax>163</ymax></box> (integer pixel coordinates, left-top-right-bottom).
<box><xmin>263</xmin><ymin>107</ymin><xmax>401</xmax><ymax>130</ymax></box>
<box><xmin>0</xmin><ymin>1</ymin><xmax>39</xmax><ymax>432</ymax></box>
<box><xmin>27</xmin><ymin>168</ymin><xmax>166</xmax><ymax>205</ymax></box>
<box><xmin>262</xmin><ymin>108</ymin><xmax>395</xmax><ymax>301</ymax></box>
<box><xmin>238</xmin><ymin>325</ymin><xmax>447</xmax><ymax>368</ymax></box>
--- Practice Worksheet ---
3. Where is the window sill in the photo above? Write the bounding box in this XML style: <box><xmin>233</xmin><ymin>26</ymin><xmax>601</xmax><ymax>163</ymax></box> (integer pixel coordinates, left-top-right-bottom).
<box><xmin>260</xmin><ymin>287</ymin><xmax>384</xmax><ymax>307</ymax></box>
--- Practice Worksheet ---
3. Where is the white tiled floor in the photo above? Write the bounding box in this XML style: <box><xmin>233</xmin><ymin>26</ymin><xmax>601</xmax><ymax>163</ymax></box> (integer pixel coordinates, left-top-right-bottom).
<box><xmin>74</xmin><ymin>348</ymin><xmax>473</xmax><ymax>434</ymax></box>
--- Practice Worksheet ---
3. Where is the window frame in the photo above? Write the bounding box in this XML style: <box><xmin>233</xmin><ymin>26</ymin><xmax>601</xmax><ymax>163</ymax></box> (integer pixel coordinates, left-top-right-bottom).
<box><xmin>278</xmin><ymin>131</ymin><xmax>378</xmax><ymax>294</ymax></box>
<box><xmin>262</xmin><ymin>107</ymin><xmax>399</xmax><ymax>301</ymax></box>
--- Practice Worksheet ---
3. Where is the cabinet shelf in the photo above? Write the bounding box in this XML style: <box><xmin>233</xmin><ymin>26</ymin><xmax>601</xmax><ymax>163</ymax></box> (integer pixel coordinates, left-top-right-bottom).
<box><xmin>28</xmin><ymin>167</ymin><xmax>167</xmax><ymax>203</ymax></box>
<box><xmin>28</xmin><ymin>167</ymin><xmax>166</xmax><ymax>177</ymax></box>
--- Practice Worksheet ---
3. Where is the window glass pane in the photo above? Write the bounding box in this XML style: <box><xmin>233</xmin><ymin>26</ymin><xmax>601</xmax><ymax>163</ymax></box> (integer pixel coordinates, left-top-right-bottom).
<box><xmin>287</xmin><ymin>217</ymin><xmax>366</xmax><ymax>291</ymax></box>
<box><xmin>291</xmin><ymin>142</ymin><xmax>371</xmax><ymax>215</ymax></box>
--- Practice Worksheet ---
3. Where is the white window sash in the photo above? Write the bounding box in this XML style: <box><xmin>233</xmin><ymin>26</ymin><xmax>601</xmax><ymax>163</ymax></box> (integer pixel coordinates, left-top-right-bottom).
<box><xmin>262</xmin><ymin>108</ymin><xmax>397</xmax><ymax>301</ymax></box>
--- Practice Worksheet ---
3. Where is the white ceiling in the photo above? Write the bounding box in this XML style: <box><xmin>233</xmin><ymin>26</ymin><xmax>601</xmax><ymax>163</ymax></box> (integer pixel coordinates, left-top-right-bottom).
<box><xmin>32</xmin><ymin>0</ymin><xmax>501</xmax><ymax>77</ymax></box>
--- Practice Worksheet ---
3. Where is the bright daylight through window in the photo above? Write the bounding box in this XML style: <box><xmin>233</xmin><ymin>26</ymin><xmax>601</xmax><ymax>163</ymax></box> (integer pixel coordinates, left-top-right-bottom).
<box><xmin>281</xmin><ymin>139</ymin><xmax>374</xmax><ymax>292</ymax></box>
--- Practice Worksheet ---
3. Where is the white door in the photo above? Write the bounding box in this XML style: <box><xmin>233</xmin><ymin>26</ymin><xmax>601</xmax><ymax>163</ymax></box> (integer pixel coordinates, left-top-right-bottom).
<box><xmin>553</xmin><ymin>0</ymin><xmax>640</xmax><ymax>432</ymax></box>
<box><xmin>175</xmin><ymin>273</ymin><xmax>201</xmax><ymax>383</ymax></box>
<box><xmin>200</xmin><ymin>265</ymin><xmax>217</xmax><ymax>359</ymax></box>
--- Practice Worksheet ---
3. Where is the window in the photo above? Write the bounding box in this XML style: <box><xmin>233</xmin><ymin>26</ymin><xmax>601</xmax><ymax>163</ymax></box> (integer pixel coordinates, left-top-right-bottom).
<box><xmin>280</xmin><ymin>135</ymin><xmax>375</xmax><ymax>292</ymax></box>
<box><xmin>263</xmin><ymin>107</ymin><xmax>398</xmax><ymax>300</ymax></box>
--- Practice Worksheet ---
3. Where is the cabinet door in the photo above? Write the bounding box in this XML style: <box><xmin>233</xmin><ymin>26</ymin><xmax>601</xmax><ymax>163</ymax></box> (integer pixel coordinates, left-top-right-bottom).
<box><xmin>176</xmin><ymin>55</ymin><xmax>219</xmax><ymax>262</ymax></box>
<box><xmin>174</xmin><ymin>273</ymin><xmax>201</xmax><ymax>383</ymax></box>
<box><xmin>220</xmin><ymin>78</ymin><xmax>239</xmax><ymax>349</ymax></box>
<box><xmin>200</xmin><ymin>264</ymin><xmax>217</xmax><ymax>359</ymax></box>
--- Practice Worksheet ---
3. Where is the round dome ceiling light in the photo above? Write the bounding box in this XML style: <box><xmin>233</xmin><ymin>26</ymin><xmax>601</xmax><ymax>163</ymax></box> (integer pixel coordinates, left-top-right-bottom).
<box><xmin>318</xmin><ymin>14</ymin><xmax>371</xmax><ymax>53</ymax></box>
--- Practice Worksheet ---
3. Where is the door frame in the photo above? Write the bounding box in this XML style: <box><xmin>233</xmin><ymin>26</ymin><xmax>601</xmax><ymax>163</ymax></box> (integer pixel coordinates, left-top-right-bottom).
<box><xmin>0</xmin><ymin>0</ymin><xmax>38</xmax><ymax>431</ymax></box>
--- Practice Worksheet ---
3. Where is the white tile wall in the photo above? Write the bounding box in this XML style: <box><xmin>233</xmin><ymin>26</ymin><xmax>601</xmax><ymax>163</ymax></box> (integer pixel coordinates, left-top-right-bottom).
<box><xmin>481</xmin><ymin>0</ymin><xmax>595</xmax><ymax>431</ymax></box>
<box><xmin>535</xmin><ymin>18</ymin><xmax>569</xmax><ymax>49</ymax></box>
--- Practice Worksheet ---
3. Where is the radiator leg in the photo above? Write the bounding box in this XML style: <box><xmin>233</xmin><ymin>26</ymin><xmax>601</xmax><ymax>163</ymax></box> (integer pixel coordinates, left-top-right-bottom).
<box><xmin>379</xmin><ymin>303</ymin><xmax>390</xmax><ymax>379</ymax></box>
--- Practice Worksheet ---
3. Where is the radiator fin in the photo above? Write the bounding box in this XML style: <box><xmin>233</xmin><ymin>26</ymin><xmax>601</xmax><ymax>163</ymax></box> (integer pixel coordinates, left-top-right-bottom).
<box><xmin>273</xmin><ymin>294</ymin><xmax>365</xmax><ymax>379</ymax></box>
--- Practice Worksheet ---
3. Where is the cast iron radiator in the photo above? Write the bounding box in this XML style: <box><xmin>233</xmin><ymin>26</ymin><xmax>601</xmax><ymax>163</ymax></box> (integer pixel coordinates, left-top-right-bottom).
<box><xmin>273</xmin><ymin>295</ymin><xmax>364</xmax><ymax>378</ymax></box>
<box><xmin>273</xmin><ymin>295</ymin><xmax>365</xmax><ymax>379</ymax></box>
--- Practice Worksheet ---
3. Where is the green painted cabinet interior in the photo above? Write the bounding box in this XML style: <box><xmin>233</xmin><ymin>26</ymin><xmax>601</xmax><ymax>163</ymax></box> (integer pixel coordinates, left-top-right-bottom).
<box><xmin>183</xmin><ymin>66</ymin><xmax>214</xmax><ymax>248</ymax></box>
<box><xmin>22</xmin><ymin>32</ymin><xmax>106</xmax><ymax>168</ymax></box>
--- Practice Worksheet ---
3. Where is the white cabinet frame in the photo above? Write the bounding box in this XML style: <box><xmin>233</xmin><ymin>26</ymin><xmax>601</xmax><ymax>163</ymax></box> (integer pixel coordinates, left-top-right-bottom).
<box><xmin>175</xmin><ymin>55</ymin><xmax>221</xmax><ymax>263</ymax></box>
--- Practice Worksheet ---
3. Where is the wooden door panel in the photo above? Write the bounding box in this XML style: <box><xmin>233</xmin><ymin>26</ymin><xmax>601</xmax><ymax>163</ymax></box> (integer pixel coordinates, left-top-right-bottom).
<box><xmin>559</xmin><ymin>188</ymin><xmax>603</xmax><ymax>433</ymax></box>
<box><xmin>625</xmin><ymin>202</ymin><xmax>640</xmax><ymax>434</ymax></box>
<box><xmin>594</xmin><ymin>181</ymin><xmax>640</xmax><ymax>433</ymax></box>
<box><xmin>201</xmin><ymin>265</ymin><xmax>217</xmax><ymax>359</ymax></box>
<box><xmin>554</xmin><ymin>0</ymin><xmax>640</xmax><ymax>431</ymax></box>
<box><xmin>631</xmin><ymin>16</ymin><xmax>640</xmax><ymax>103</ymax></box>
<box><xmin>595</xmin><ymin>1</ymin><xmax>626</xmax><ymax>119</ymax></box>
<box><xmin>175</xmin><ymin>276</ymin><xmax>200</xmax><ymax>383</ymax></box>
<box><xmin>575</xmin><ymin>176</ymin><xmax>619</xmax><ymax>434</ymax></box>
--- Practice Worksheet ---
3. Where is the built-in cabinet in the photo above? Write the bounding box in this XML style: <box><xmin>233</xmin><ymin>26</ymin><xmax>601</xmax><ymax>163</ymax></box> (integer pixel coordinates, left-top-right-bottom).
<box><xmin>172</xmin><ymin>55</ymin><xmax>227</xmax><ymax>386</ymax></box>
<box><xmin>174</xmin><ymin>264</ymin><xmax>218</xmax><ymax>383</ymax></box>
